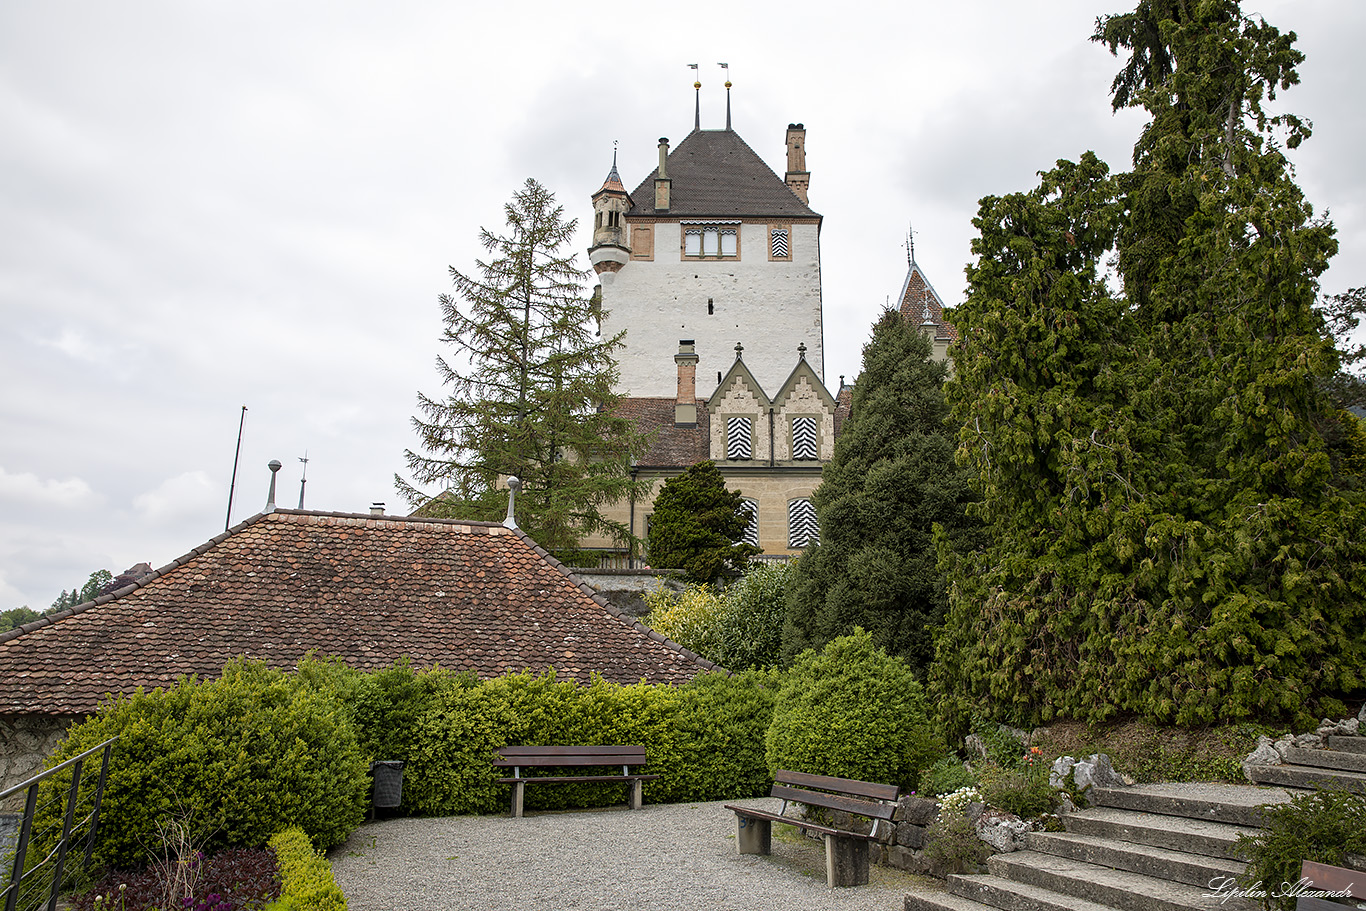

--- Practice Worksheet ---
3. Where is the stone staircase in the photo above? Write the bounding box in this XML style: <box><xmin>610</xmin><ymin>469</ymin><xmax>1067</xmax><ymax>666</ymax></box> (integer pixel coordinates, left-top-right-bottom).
<box><xmin>905</xmin><ymin>734</ymin><xmax>1366</xmax><ymax>911</ymax></box>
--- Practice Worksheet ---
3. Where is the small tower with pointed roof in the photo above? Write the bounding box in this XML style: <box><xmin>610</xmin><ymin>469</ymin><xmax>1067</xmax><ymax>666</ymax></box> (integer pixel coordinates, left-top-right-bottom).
<box><xmin>895</xmin><ymin>228</ymin><xmax>955</xmax><ymax>364</ymax></box>
<box><xmin>589</xmin><ymin>148</ymin><xmax>633</xmax><ymax>276</ymax></box>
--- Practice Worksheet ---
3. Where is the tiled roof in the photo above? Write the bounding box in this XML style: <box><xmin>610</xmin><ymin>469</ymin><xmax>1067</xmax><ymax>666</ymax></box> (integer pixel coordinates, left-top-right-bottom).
<box><xmin>0</xmin><ymin>510</ymin><xmax>716</xmax><ymax>714</ymax></box>
<box><xmin>627</xmin><ymin>130</ymin><xmax>819</xmax><ymax>219</ymax></box>
<box><xmin>617</xmin><ymin>397</ymin><xmax>710</xmax><ymax>467</ymax></box>
<box><xmin>834</xmin><ymin>385</ymin><xmax>853</xmax><ymax>436</ymax></box>
<box><xmin>897</xmin><ymin>258</ymin><xmax>958</xmax><ymax>342</ymax></box>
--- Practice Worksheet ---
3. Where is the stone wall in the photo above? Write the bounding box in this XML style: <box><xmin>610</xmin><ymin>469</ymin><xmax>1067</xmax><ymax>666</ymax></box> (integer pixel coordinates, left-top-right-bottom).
<box><xmin>1</xmin><ymin>713</ymin><xmax>82</xmax><ymax>812</ymax></box>
<box><xmin>572</xmin><ymin>569</ymin><xmax>686</xmax><ymax>618</ymax></box>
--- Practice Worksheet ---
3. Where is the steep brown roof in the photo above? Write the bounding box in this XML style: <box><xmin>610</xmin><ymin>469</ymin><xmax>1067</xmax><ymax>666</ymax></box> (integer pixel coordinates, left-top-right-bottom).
<box><xmin>627</xmin><ymin>130</ymin><xmax>819</xmax><ymax>219</ymax></box>
<box><xmin>0</xmin><ymin>510</ymin><xmax>715</xmax><ymax>714</ymax></box>
<box><xmin>617</xmin><ymin>397</ymin><xmax>710</xmax><ymax>467</ymax></box>
<box><xmin>897</xmin><ymin>258</ymin><xmax>958</xmax><ymax>342</ymax></box>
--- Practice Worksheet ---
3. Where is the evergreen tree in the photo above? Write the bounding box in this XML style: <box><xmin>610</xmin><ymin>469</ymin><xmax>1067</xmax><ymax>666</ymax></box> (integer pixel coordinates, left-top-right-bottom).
<box><xmin>934</xmin><ymin>1</ymin><xmax>1366</xmax><ymax>729</ymax></box>
<box><xmin>783</xmin><ymin>309</ymin><xmax>977</xmax><ymax>674</ymax></box>
<box><xmin>399</xmin><ymin>179</ymin><xmax>647</xmax><ymax>554</ymax></box>
<box><xmin>646</xmin><ymin>461</ymin><xmax>759</xmax><ymax>583</ymax></box>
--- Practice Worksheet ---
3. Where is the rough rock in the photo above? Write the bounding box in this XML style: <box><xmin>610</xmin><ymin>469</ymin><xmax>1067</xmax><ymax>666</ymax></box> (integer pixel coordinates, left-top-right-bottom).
<box><xmin>1243</xmin><ymin>735</ymin><xmax>1282</xmax><ymax>769</ymax></box>
<box><xmin>1359</xmin><ymin>703</ymin><xmax>1365</xmax><ymax>723</ymax></box>
<box><xmin>1317</xmin><ymin>718</ymin><xmax>1359</xmax><ymax>737</ymax></box>
<box><xmin>964</xmin><ymin>733</ymin><xmax>987</xmax><ymax>760</ymax></box>
<box><xmin>1072</xmin><ymin>753</ymin><xmax>1127</xmax><ymax>792</ymax></box>
<box><xmin>1295</xmin><ymin>732</ymin><xmax>1325</xmax><ymax>749</ymax></box>
<box><xmin>1272</xmin><ymin>734</ymin><xmax>1296</xmax><ymax>760</ymax></box>
<box><xmin>976</xmin><ymin>809</ymin><xmax>1032</xmax><ymax>853</ymax></box>
<box><xmin>1056</xmin><ymin>793</ymin><xmax>1077</xmax><ymax>816</ymax></box>
<box><xmin>895</xmin><ymin>795</ymin><xmax>939</xmax><ymax>826</ymax></box>
<box><xmin>884</xmin><ymin>844</ymin><xmax>934</xmax><ymax>875</ymax></box>
<box><xmin>1050</xmin><ymin>756</ymin><xmax>1077</xmax><ymax>790</ymax></box>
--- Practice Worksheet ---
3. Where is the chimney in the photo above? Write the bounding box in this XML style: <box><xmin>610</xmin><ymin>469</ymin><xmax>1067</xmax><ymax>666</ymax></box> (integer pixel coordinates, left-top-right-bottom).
<box><xmin>370</xmin><ymin>502</ymin><xmax>385</xmax><ymax>516</ymax></box>
<box><xmin>785</xmin><ymin>123</ymin><xmax>810</xmax><ymax>203</ymax></box>
<box><xmin>674</xmin><ymin>340</ymin><xmax>699</xmax><ymax>426</ymax></box>
<box><xmin>654</xmin><ymin>138</ymin><xmax>671</xmax><ymax>212</ymax></box>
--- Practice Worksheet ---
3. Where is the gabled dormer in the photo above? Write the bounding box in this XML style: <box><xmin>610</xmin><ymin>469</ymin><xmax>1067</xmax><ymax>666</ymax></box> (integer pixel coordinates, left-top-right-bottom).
<box><xmin>771</xmin><ymin>343</ymin><xmax>838</xmax><ymax>462</ymax></box>
<box><xmin>706</xmin><ymin>343</ymin><xmax>770</xmax><ymax>463</ymax></box>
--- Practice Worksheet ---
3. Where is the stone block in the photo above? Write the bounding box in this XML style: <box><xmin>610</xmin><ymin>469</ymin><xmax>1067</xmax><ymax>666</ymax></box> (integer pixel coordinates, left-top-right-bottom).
<box><xmin>885</xmin><ymin>845</ymin><xmax>933</xmax><ymax>875</ymax></box>
<box><xmin>895</xmin><ymin>821</ymin><xmax>926</xmax><ymax>849</ymax></box>
<box><xmin>1050</xmin><ymin>755</ymin><xmax>1077</xmax><ymax>789</ymax></box>
<box><xmin>895</xmin><ymin>795</ymin><xmax>939</xmax><ymax>826</ymax></box>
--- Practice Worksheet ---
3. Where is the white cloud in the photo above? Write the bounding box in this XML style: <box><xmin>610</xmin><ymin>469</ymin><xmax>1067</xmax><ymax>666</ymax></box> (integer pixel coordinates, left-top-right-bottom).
<box><xmin>133</xmin><ymin>471</ymin><xmax>219</xmax><ymax>524</ymax></box>
<box><xmin>0</xmin><ymin>465</ymin><xmax>99</xmax><ymax>508</ymax></box>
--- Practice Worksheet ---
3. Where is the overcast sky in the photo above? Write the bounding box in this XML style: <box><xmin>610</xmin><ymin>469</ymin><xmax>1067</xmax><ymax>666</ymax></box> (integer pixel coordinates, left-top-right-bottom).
<box><xmin>2</xmin><ymin>1</ymin><xmax>1362</xmax><ymax>610</ymax></box>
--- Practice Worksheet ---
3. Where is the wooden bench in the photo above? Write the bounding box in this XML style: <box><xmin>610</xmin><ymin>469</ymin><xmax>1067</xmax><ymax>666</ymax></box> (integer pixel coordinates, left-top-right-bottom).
<box><xmin>493</xmin><ymin>745</ymin><xmax>659</xmax><ymax>818</ymax></box>
<box><xmin>724</xmin><ymin>769</ymin><xmax>899</xmax><ymax>887</ymax></box>
<box><xmin>1296</xmin><ymin>859</ymin><xmax>1364</xmax><ymax>910</ymax></box>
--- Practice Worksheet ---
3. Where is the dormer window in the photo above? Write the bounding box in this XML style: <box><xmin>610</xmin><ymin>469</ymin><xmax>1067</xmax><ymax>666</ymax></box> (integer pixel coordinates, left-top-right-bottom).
<box><xmin>682</xmin><ymin>221</ymin><xmax>740</xmax><ymax>260</ymax></box>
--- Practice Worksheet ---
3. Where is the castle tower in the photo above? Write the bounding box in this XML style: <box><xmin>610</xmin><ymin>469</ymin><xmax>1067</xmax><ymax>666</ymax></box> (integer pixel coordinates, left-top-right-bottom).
<box><xmin>895</xmin><ymin>238</ymin><xmax>955</xmax><ymax>364</ymax></box>
<box><xmin>590</xmin><ymin>118</ymin><xmax>824</xmax><ymax>399</ymax></box>
<box><xmin>588</xmin><ymin>151</ymin><xmax>632</xmax><ymax>277</ymax></box>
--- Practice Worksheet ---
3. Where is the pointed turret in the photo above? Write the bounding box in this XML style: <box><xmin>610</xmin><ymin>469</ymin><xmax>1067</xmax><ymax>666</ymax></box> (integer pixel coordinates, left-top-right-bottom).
<box><xmin>895</xmin><ymin>234</ymin><xmax>956</xmax><ymax>364</ymax></box>
<box><xmin>589</xmin><ymin>146</ymin><xmax>633</xmax><ymax>276</ymax></box>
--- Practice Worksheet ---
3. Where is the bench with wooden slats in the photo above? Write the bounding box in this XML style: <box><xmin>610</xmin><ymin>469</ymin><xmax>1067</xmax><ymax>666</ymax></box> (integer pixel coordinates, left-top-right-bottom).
<box><xmin>724</xmin><ymin>769</ymin><xmax>900</xmax><ymax>887</ymax></box>
<box><xmin>493</xmin><ymin>745</ymin><xmax>659</xmax><ymax>817</ymax></box>
<box><xmin>1296</xmin><ymin>859</ymin><xmax>1365</xmax><ymax>910</ymax></box>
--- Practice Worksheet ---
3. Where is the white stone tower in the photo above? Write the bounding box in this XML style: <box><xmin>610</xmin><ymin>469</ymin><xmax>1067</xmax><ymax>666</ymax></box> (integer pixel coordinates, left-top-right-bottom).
<box><xmin>589</xmin><ymin>116</ymin><xmax>825</xmax><ymax>398</ymax></box>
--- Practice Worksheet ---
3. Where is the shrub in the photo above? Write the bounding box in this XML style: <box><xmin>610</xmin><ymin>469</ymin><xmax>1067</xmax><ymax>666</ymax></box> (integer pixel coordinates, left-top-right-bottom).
<box><xmin>922</xmin><ymin>809</ymin><xmax>989</xmax><ymax>877</ymax></box>
<box><xmin>267</xmin><ymin>827</ymin><xmax>346</xmax><ymax>911</ymax></box>
<box><xmin>1235</xmin><ymin>787</ymin><xmax>1366</xmax><ymax>911</ymax></box>
<box><xmin>32</xmin><ymin>660</ymin><xmax>369</xmax><ymax>870</ymax></box>
<box><xmin>920</xmin><ymin>756</ymin><xmax>976</xmax><ymax>797</ymax></box>
<box><xmin>644</xmin><ymin>585</ymin><xmax>728</xmax><ymax>664</ymax></box>
<box><xmin>664</xmin><ymin>669</ymin><xmax>780</xmax><ymax>801</ymax></box>
<box><xmin>644</xmin><ymin>564</ymin><xmax>793</xmax><ymax>671</ymax></box>
<box><xmin>1031</xmin><ymin>718</ymin><xmax>1279</xmax><ymax>783</ymax></box>
<box><xmin>646</xmin><ymin>461</ymin><xmax>760</xmax><ymax>583</ymax></box>
<box><xmin>978</xmin><ymin>766</ymin><xmax>1058</xmax><ymax>819</ymax></box>
<box><xmin>765</xmin><ymin>629</ymin><xmax>944</xmax><ymax>790</ymax></box>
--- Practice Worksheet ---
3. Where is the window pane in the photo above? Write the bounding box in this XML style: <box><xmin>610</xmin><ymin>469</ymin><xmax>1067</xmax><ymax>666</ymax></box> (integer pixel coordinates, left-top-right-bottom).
<box><xmin>727</xmin><ymin>417</ymin><xmax>752</xmax><ymax>460</ymax></box>
<box><xmin>703</xmin><ymin>227</ymin><xmax>719</xmax><ymax>256</ymax></box>
<box><xmin>788</xmin><ymin>498</ymin><xmax>819</xmax><ymax>548</ymax></box>
<box><xmin>685</xmin><ymin>229</ymin><xmax>701</xmax><ymax>256</ymax></box>
<box><xmin>720</xmin><ymin>229</ymin><xmax>737</xmax><ymax>256</ymax></box>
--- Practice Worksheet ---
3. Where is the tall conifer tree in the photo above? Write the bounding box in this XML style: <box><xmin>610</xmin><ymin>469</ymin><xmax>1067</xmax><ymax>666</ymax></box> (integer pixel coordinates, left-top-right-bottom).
<box><xmin>935</xmin><ymin>1</ymin><xmax>1366</xmax><ymax>728</ymax></box>
<box><xmin>399</xmin><ymin>179</ymin><xmax>646</xmax><ymax>554</ymax></box>
<box><xmin>783</xmin><ymin>309</ymin><xmax>977</xmax><ymax>674</ymax></box>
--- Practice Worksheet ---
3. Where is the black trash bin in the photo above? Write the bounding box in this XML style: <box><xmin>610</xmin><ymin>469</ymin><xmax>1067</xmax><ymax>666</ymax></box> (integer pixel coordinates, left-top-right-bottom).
<box><xmin>370</xmin><ymin>760</ymin><xmax>404</xmax><ymax>811</ymax></box>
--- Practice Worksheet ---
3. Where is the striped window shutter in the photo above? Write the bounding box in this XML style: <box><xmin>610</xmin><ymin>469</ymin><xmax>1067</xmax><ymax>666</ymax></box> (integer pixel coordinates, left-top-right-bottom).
<box><xmin>791</xmin><ymin>416</ymin><xmax>818</xmax><ymax>460</ymax></box>
<box><xmin>788</xmin><ymin>498</ymin><xmax>819</xmax><ymax>548</ymax></box>
<box><xmin>771</xmin><ymin>228</ymin><xmax>789</xmax><ymax>258</ymax></box>
<box><xmin>727</xmin><ymin>417</ymin><xmax>753</xmax><ymax>460</ymax></box>
<box><xmin>740</xmin><ymin>500</ymin><xmax>759</xmax><ymax>547</ymax></box>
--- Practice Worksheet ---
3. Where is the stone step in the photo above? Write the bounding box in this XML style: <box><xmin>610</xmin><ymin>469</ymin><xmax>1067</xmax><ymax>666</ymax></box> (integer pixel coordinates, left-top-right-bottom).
<box><xmin>1088</xmin><ymin>782</ymin><xmax>1297</xmax><ymax>828</ymax></box>
<box><xmin>1326</xmin><ymin>735</ymin><xmax>1366</xmax><ymax>756</ymax></box>
<box><xmin>1283</xmin><ymin>745</ymin><xmax>1366</xmax><ymax>774</ymax></box>
<box><xmin>904</xmin><ymin>889</ymin><xmax>1003</xmax><ymax>911</ymax></box>
<box><xmin>988</xmin><ymin>851</ymin><xmax>1257</xmax><ymax>911</ymax></box>
<box><xmin>941</xmin><ymin>873</ymin><xmax>1122</xmax><ymax>911</ymax></box>
<box><xmin>1027</xmin><ymin>831</ymin><xmax>1244</xmax><ymax>888</ymax></box>
<box><xmin>1244</xmin><ymin>763</ymin><xmax>1366</xmax><ymax>794</ymax></box>
<box><xmin>1062</xmin><ymin>807</ymin><xmax>1255</xmax><ymax>861</ymax></box>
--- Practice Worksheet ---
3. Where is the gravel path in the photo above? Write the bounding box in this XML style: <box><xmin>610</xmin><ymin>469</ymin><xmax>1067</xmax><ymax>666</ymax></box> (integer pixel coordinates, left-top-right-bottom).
<box><xmin>328</xmin><ymin>798</ymin><xmax>948</xmax><ymax>911</ymax></box>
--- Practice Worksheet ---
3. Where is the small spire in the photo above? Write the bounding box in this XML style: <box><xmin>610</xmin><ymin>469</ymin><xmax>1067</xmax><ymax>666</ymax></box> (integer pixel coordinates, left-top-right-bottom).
<box><xmin>689</xmin><ymin>63</ymin><xmax>700</xmax><ymax>132</ymax></box>
<box><xmin>265</xmin><ymin>460</ymin><xmax>282</xmax><ymax>512</ymax></box>
<box><xmin>503</xmin><ymin>476</ymin><xmax>522</xmax><ymax>529</ymax></box>
<box><xmin>734</xmin><ymin>341</ymin><xmax>744</xmax><ymax>360</ymax></box>
<box><xmin>907</xmin><ymin>221</ymin><xmax>916</xmax><ymax>265</ymax></box>
<box><xmin>719</xmin><ymin>63</ymin><xmax>731</xmax><ymax>130</ymax></box>
<box><xmin>797</xmin><ymin>342</ymin><xmax>807</xmax><ymax>360</ymax></box>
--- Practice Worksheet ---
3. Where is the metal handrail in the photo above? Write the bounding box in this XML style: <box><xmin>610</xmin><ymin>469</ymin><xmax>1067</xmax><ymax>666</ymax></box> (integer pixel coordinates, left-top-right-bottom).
<box><xmin>1</xmin><ymin>736</ymin><xmax>117</xmax><ymax>911</ymax></box>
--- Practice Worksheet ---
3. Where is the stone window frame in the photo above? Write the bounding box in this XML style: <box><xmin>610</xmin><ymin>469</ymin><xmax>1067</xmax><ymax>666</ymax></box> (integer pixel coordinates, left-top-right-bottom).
<box><xmin>630</xmin><ymin>223</ymin><xmax>654</xmax><ymax>261</ymax></box>
<box><xmin>768</xmin><ymin>224</ymin><xmax>792</xmax><ymax>261</ymax></box>
<box><xmin>681</xmin><ymin>220</ymin><xmax>742</xmax><ymax>261</ymax></box>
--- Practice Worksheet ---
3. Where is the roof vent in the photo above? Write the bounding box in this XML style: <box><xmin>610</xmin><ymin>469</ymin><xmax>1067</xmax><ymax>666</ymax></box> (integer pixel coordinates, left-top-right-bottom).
<box><xmin>503</xmin><ymin>477</ymin><xmax>521</xmax><ymax>529</ymax></box>
<box><xmin>370</xmin><ymin>502</ymin><xmax>385</xmax><ymax>516</ymax></box>
<box><xmin>265</xmin><ymin>460</ymin><xmax>282</xmax><ymax>512</ymax></box>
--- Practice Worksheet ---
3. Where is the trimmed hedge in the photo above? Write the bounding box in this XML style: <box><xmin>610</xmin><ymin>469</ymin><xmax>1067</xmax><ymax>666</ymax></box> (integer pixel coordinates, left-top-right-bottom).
<box><xmin>766</xmin><ymin>628</ymin><xmax>944</xmax><ymax>790</ymax></box>
<box><xmin>32</xmin><ymin>660</ymin><xmax>368</xmax><ymax>870</ymax></box>
<box><xmin>267</xmin><ymin>826</ymin><xmax>346</xmax><ymax>911</ymax></box>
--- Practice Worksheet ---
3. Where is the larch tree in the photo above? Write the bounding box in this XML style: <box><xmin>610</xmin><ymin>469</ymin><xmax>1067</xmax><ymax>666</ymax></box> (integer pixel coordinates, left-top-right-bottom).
<box><xmin>399</xmin><ymin>179</ymin><xmax>648</xmax><ymax>555</ymax></box>
<box><xmin>782</xmin><ymin>308</ymin><xmax>977</xmax><ymax>675</ymax></box>
<box><xmin>934</xmin><ymin>0</ymin><xmax>1366</xmax><ymax>730</ymax></box>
